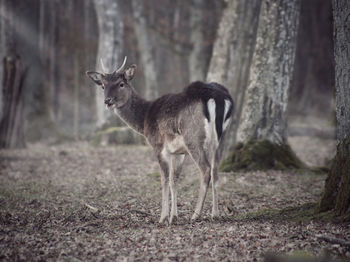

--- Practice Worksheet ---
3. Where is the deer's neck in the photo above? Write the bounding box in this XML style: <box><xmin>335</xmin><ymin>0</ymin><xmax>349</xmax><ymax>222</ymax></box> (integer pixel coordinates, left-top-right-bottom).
<box><xmin>114</xmin><ymin>89</ymin><xmax>150</xmax><ymax>135</ymax></box>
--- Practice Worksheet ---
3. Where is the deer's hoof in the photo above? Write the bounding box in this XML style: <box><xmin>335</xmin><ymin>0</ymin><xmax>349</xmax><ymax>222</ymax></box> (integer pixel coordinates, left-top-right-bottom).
<box><xmin>169</xmin><ymin>215</ymin><xmax>178</xmax><ymax>225</ymax></box>
<box><xmin>211</xmin><ymin>211</ymin><xmax>220</xmax><ymax>219</ymax></box>
<box><xmin>159</xmin><ymin>216</ymin><xmax>169</xmax><ymax>225</ymax></box>
<box><xmin>191</xmin><ymin>213</ymin><xmax>200</xmax><ymax>222</ymax></box>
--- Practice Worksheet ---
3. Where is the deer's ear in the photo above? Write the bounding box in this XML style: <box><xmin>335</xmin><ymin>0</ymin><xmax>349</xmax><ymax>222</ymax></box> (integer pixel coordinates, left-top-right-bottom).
<box><xmin>124</xmin><ymin>64</ymin><xmax>137</xmax><ymax>81</ymax></box>
<box><xmin>86</xmin><ymin>71</ymin><xmax>103</xmax><ymax>86</ymax></box>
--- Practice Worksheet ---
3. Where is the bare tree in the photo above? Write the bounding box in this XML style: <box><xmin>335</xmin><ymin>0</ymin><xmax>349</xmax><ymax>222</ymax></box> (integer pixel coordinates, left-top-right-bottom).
<box><xmin>131</xmin><ymin>0</ymin><xmax>158</xmax><ymax>99</ymax></box>
<box><xmin>0</xmin><ymin>0</ymin><xmax>16</xmax><ymax>121</ymax></box>
<box><xmin>221</xmin><ymin>0</ymin><xmax>302</xmax><ymax>171</ymax></box>
<box><xmin>0</xmin><ymin>0</ymin><xmax>3</xmax><ymax>120</ymax></box>
<box><xmin>319</xmin><ymin>0</ymin><xmax>350</xmax><ymax>217</ymax></box>
<box><xmin>93</xmin><ymin>0</ymin><xmax>123</xmax><ymax>127</ymax></box>
<box><xmin>207</xmin><ymin>0</ymin><xmax>261</xmax><ymax>155</ymax></box>
<box><xmin>290</xmin><ymin>0</ymin><xmax>334</xmax><ymax>116</ymax></box>
<box><xmin>188</xmin><ymin>0</ymin><xmax>206</xmax><ymax>82</ymax></box>
<box><xmin>0</xmin><ymin>0</ymin><xmax>26</xmax><ymax>148</ymax></box>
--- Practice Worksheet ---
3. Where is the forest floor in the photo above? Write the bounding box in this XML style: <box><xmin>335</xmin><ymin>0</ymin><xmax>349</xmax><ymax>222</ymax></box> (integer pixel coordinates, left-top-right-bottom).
<box><xmin>0</xmin><ymin>135</ymin><xmax>349</xmax><ymax>261</ymax></box>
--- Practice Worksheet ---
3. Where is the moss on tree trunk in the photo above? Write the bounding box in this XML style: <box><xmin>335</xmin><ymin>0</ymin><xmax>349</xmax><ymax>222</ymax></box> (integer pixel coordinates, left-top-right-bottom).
<box><xmin>219</xmin><ymin>139</ymin><xmax>305</xmax><ymax>172</ymax></box>
<box><xmin>319</xmin><ymin>138</ymin><xmax>350</xmax><ymax>216</ymax></box>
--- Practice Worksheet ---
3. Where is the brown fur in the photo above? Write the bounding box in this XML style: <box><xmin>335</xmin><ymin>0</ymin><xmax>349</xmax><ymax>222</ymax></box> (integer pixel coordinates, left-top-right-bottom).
<box><xmin>87</xmin><ymin>62</ymin><xmax>234</xmax><ymax>224</ymax></box>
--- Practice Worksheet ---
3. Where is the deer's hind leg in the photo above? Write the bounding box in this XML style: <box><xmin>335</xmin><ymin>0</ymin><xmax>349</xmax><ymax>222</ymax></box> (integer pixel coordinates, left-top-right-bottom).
<box><xmin>210</xmin><ymin>151</ymin><xmax>220</xmax><ymax>218</ymax></box>
<box><xmin>169</xmin><ymin>154</ymin><xmax>185</xmax><ymax>224</ymax></box>
<box><xmin>185</xmin><ymin>142</ymin><xmax>212</xmax><ymax>221</ymax></box>
<box><xmin>211</xmin><ymin>131</ymin><xmax>229</xmax><ymax>218</ymax></box>
<box><xmin>157</xmin><ymin>153</ymin><xmax>170</xmax><ymax>224</ymax></box>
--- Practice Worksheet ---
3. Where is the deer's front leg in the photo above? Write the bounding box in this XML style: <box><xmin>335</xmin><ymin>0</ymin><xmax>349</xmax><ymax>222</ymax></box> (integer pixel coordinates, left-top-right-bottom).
<box><xmin>157</xmin><ymin>154</ymin><xmax>170</xmax><ymax>224</ymax></box>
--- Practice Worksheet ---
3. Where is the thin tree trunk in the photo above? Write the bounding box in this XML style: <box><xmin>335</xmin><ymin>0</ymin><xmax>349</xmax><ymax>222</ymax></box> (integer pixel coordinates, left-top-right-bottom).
<box><xmin>0</xmin><ymin>56</ymin><xmax>27</xmax><ymax>148</ymax></box>
<box><xmin>236</xmin><ymin>0</ymin><xmax>300</xmax><ymax>144</ymax></box>
<box><xmin>0</xmin><ymin>0</ymin><xmax>15</xmax><ymax>122</ymax></box>
<box><xmin>93</xmin><ymin>0</ymin><xmax>123</xmax><ymax>128</ymax></box>
<box><xmin>319</xmin><ymin>0</ymin><xmax>350</xmax><ymax>217</ymax></box>
<box><xmin>290</xmin><ymin>0</ymin><xmax>334</xmax><ymax>116</ymax></box>
<box><xmin>73</xmin><ymin>55</ymin><xmax>80</xmax><ymax>140</ymax></box>
<box><xmin>48</xmin><ymin>0</ymin><xmax>57</xmax><ymax>122</ymax></box>
<box><xmin>189</xmin><ymin>0</ymin><xmax>206</xmax><ymax>82</ymax></box>
<box><xmin>131</xmin><ymin>0</ymin><xmax>158</xmax><ymax>99</ymax></box>
<box><xmin>207</xmin><ymin>0</ymin><xmax>261</xmax><ymax>155</ymax></box>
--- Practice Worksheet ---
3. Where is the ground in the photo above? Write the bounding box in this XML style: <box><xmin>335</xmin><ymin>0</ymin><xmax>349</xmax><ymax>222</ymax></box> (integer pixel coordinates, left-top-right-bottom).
<box><xmin>0</xmin><ymin>136</ymin><xmax>349</xmax><ymax>261</ymax></box>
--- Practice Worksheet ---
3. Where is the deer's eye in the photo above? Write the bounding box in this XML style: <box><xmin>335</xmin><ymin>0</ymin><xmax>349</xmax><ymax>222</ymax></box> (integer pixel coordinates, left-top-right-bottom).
<box><xmin>119</xmin><ymin>82</ymin><xmax>124</xmax><ymax>88</ymax></box>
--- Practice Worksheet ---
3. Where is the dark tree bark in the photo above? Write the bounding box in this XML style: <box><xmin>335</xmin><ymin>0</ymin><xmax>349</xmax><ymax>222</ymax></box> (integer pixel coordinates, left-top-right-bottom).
<box><xmin>0</xmin><ymin>56</ymin><xmax>27</xmax><ymax>148</ymax></box>
<box><xmin>0</xmin><ymin>0</ymin><xmax>16</xmax><ymax>122</ymax></box>
<box><xmin>0</xmin><ymin>0</ymin><xmax>4</xmax><ymax>120</ymax></box>
<box><xmin>290</xmin><ymin>0</ymin><xmax>334</xmax><ymax>116</ymax></box>
<box><xmin>319</xmin><ymin>0</ymin><xmax>350</xmax><ymax>217</ymax></box>
<box><xmin>0</xmin><ymin>0</ymin><xmax>27</xmax><ymax>148</ymax></box>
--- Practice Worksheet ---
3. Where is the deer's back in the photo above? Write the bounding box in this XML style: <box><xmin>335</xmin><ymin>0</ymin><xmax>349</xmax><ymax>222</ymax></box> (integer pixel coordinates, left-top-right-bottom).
<box><xmin>144</xmin><ymin>81</ymin><xmax>234</xmax><ymax>148</ymax></box>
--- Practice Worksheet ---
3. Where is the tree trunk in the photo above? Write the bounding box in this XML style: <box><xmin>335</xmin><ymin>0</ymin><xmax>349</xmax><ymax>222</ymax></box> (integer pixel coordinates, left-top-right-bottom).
<box><xmin>236</xmin><ymin>0</ymin><xmax>300</xmax><ymax>144</ymax></box>
<box><xmin>0</xmin><ymin>0</ymin><xmax>4</xmax><ymax>121</ymax></box>
<box><xmin>206</xmin><ymin>0</ymin><xmax>261</xmax><ymax>156</ymax></box>
<box><xmin>221</xmin><ymin>0</ymin><xmax>302</xmax><ymax>171</ymax></box>
<box><xmin>188</xmin><ymin>0</ymin><xmax>206</xmax><ymax>82</ymax></box>
<box><xmin>93</xmin><ymin>0</ymin><xmax>123</xmax><ymax>128</ymax></box>
<box><xmin>290</xmin><ymin>0</ymin><xmax>334</xmax><ymax>116</ymax></box>
<box><xmin>319</xmin><ymin>0</ymin><xmax>350</xmax><ymax>217</ymax></box>
<box><xmin>131</xmin><ymin>0</ymin><xmax>158</xmax><ymax>99</ymax></box>
<box><xmin>48</xmin><ymin>0</ymin><xmax>58</xmax><ymax>122</ymax></box>
<box><xmin>73</xmin><ymin>55</ymin><xmax>80</xmax><ymax>140</ymax></box>
<box><xmin>0</xmin><ymin>56</ymin><xmax>27</xmax><ymax>148</ymax></box>
<box><xmin>0</xmin><ymin>0</ymin><xmax>16</xmax><ymax>122</ymax></box>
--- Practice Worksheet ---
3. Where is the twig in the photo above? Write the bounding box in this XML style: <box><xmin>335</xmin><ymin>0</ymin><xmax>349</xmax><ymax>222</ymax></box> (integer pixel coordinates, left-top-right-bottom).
<box><xmin>318</xmin><ymin>235</ymin><xmax>350</xmax><ymax>248</ymax></box>
<box><xmin>130</xmin><ymin>209</ymin><xmax>152</xmax><ymax>217</ymax></box>
<box><xmin>84</xmin><ymin>203</ymin><xmax>98</xmax><ymax>213</ymax></box>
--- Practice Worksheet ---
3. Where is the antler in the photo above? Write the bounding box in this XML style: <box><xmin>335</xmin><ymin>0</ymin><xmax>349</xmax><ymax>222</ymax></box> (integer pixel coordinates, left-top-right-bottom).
<box><xmin>115</xmin><ymin>56</ymin><xmax>127</xmax><ymax>74</ymax></box>
<box><xmin>100</xmin><ymin>56</ymin><xmax>127</xmax><ymax>74</ymax></box>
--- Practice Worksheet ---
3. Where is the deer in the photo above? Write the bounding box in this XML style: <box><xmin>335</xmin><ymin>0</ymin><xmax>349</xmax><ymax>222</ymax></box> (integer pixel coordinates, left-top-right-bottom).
<box><xmin>86</xmin><ymin>57</ymin><xmax>234</xmax><ymax>224</ymax></box>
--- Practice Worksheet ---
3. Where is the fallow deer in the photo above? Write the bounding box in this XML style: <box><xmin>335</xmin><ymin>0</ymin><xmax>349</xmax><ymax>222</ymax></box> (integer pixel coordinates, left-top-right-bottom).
<box><xmin>86</xmin><ymin>57</ymin><xmax>234</xmax><ymax>224</ymax></box>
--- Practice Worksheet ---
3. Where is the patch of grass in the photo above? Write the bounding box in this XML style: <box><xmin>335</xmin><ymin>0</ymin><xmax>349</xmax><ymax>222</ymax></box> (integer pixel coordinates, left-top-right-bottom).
<box><xmin>232</xmin><ymin>203</ymin><xmax>337</xmax><ymax>223</ymax></box>
<box><xmin>96</xmin><ymin>126</ymin><xmax>125</xmax><ymax>135</ymax></box>
<box><xmin>147</xmin><ymin>172</ymin><xmax>160</xmax><ymax>179</ymax></box>
<box><xmin>0</xmin><ymin>182</ymin><xmax>49</xmax><ymax>202</ymax></box>
<box><xmin>289</xmin><ymin>250</ymin><xmax>314</xmax><ymax>258</ymax></box>
<box><xmin>219</xmin><ymin>140</ymin><xmax>328</xmax><ymax>174</ymax></box>
<box><xmin>91</xmin><ymin>126</ymin><xmax>145</xmax><ymax>146</ymax></box>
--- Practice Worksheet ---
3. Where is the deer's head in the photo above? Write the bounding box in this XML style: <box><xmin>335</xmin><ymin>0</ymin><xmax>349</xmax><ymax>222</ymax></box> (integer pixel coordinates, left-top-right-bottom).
<box><xmin>86</xmin><ymin>57</ymin><xmax>136</xmax><ymax>109</ymax></box>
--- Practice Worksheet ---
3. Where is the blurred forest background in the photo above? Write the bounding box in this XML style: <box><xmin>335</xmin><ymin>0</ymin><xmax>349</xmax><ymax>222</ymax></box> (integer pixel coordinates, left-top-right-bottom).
<box><xmin>0</xmin><ymin>0</ymin><xmax>335</xmax><ymax>148</ymax></box>
<box><xmin>2</xmin><ymin>1</ymin><xmax>350</xmax><ymax>260</ymax></box>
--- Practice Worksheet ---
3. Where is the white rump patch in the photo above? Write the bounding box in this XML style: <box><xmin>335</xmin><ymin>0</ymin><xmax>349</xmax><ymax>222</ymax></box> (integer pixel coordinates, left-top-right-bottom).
<box><xmin>222</xmin><ymin>99</ymin><xmax>232</xmax><ymax>132</ymax></box>
<box><xmin>207</xmin><ymin>98</ymin><xmax>216</xmax><ymax>123</ymax></box>
<box><xmin>204</xmin><ymin>99</ymin><xmax>218</xmax><ymax>146</ymax></box>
